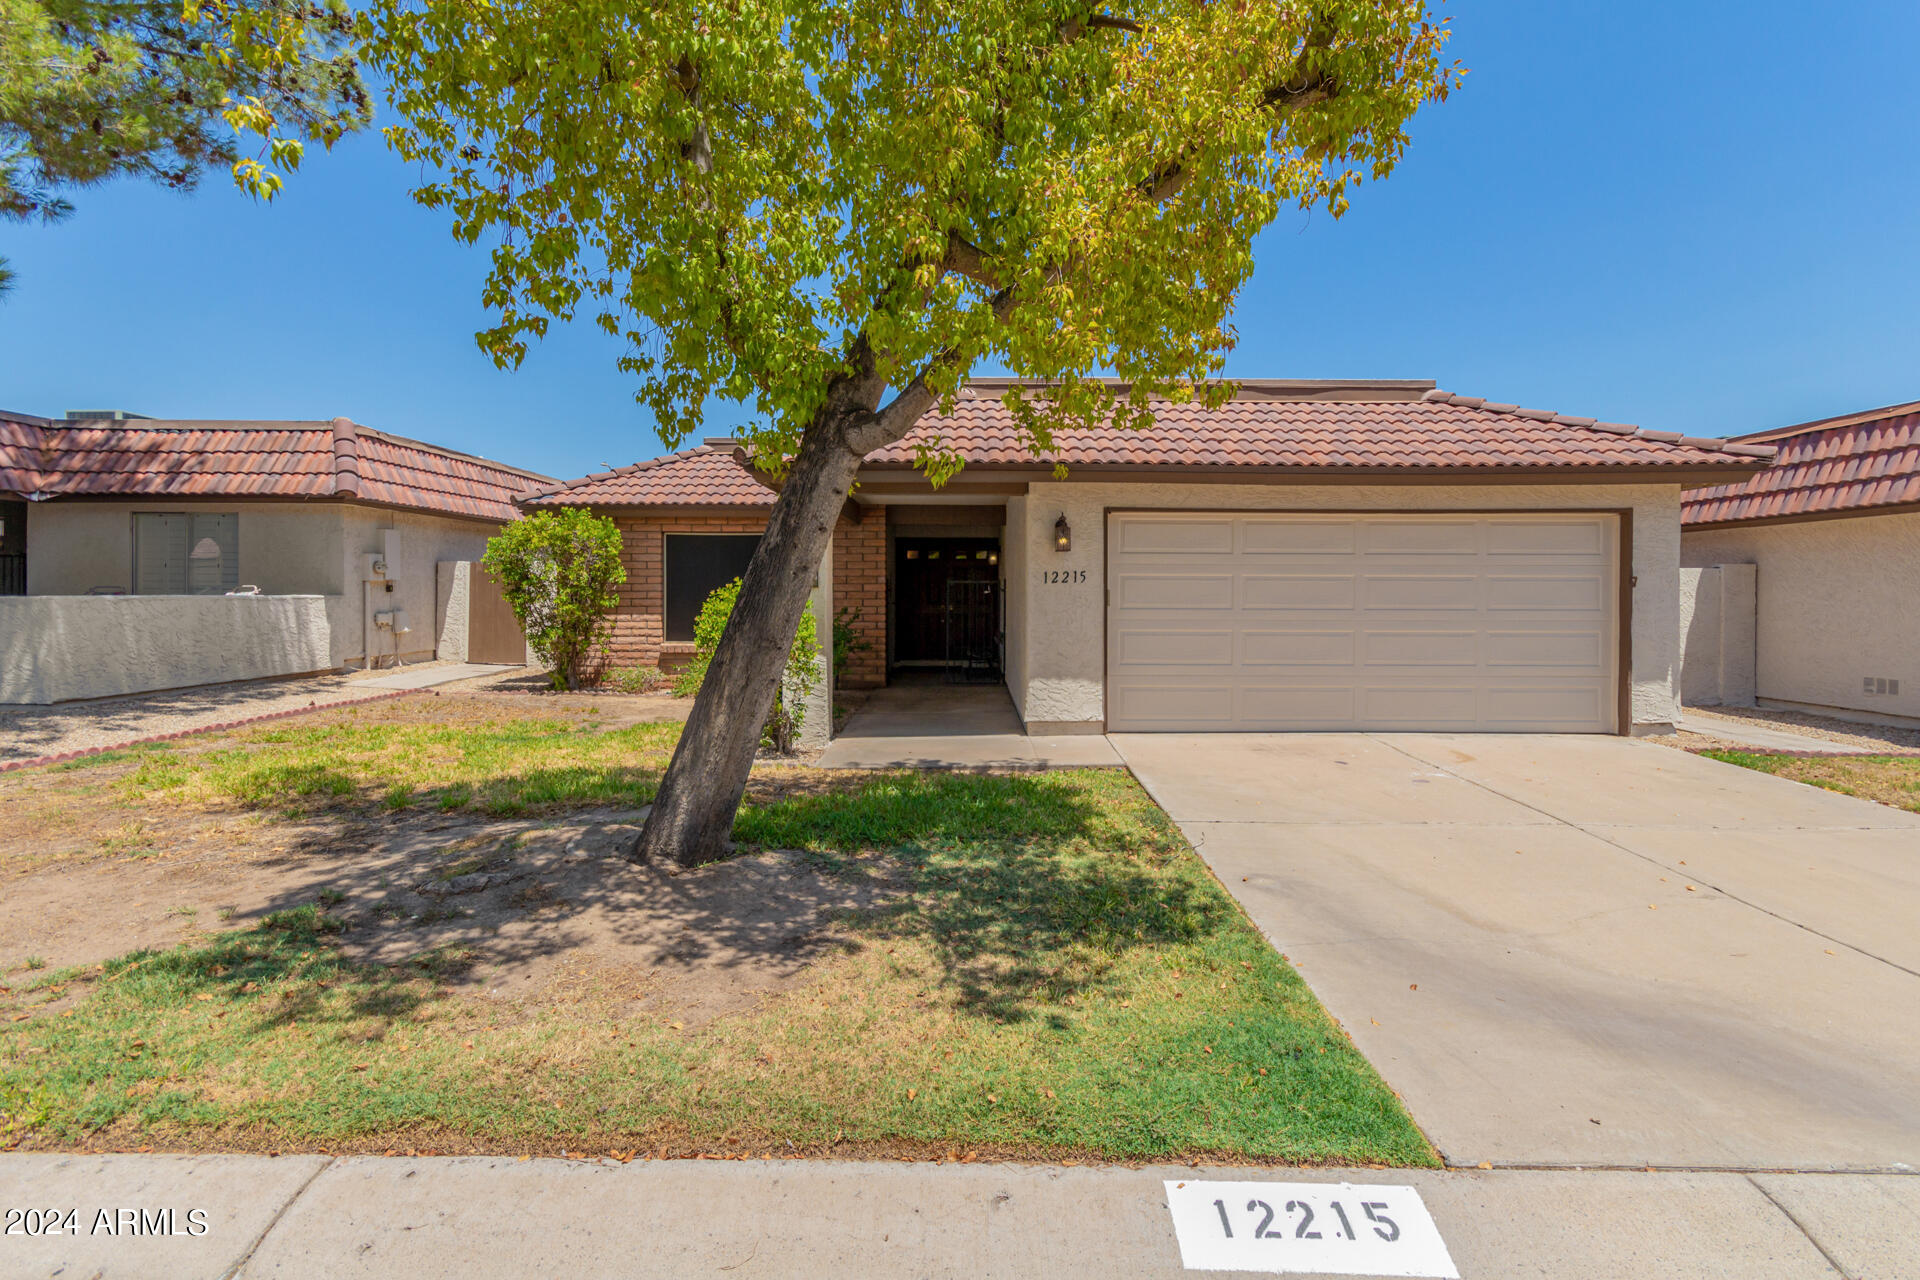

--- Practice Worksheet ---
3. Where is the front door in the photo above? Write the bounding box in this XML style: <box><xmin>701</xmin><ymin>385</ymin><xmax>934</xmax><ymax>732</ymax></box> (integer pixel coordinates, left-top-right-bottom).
<box><xmin>893</xmin><ymin>537</ymin><xmax>1000</xmax><ymax>666</ymax></box>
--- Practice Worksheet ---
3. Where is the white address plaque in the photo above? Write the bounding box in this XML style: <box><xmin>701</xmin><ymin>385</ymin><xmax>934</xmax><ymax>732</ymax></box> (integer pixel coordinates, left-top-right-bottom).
<box><xmin>1164</xmin><ymin>1180</ymin><xmax>1458</xmax><ymax>1277</ymax></box>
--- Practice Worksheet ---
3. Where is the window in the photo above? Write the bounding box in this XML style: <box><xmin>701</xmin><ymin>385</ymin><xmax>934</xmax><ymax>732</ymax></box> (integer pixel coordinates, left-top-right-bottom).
<box><xmin>134</xmin><ymin>513</ymin><xmax>238</xmax><ymax>595</ymax></box>
<box><xmin>664</xmin><ymin>533</ymin><xmax>761</xmax><ymax>641</ymax></box>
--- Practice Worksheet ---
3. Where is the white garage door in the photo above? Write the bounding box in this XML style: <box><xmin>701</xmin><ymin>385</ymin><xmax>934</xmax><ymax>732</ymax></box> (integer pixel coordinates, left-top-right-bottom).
<box><xmin>1106</xmin><ymin>512</ymin><xmax>1619</xmax><ymax>732</ymax></box>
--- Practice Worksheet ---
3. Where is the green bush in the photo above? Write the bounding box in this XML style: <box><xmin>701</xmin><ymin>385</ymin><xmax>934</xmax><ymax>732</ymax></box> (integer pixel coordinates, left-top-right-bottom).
<box><xmin>832</xmin><ymin>606</ymin><xmax>869</xmax><ymax>682</ymax></box>
<box><xmin>673</xmin><ymin>577</ymin><xmax>820</xmax><ymax>752</ymax></box>
<box><xmin>604</xmin><ymin>665</ymin><xmax>670</xmax><ymax>694</ymax></box>
<box><xmin>481</xmin><ymin>509</ymin><xmax>626</xmax><ymax>691</ymax></box>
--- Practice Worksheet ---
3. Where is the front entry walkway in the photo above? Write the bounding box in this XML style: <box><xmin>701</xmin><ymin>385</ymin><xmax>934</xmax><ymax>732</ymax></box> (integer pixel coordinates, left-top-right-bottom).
<box><xmin>818</xmin><ymin>677</ymin><xmax>1122</xmax><ymax>769</ymax></box>
<box><xmin>1111</xmin><ymin>732</ymin><xmax>1920</xmax><ymax>1171</ymax></box>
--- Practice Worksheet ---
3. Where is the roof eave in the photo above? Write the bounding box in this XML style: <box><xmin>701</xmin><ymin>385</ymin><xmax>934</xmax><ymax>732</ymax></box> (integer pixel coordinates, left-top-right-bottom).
<box><xmin>855</xmin><ymin>460</ymin><xmax>1775</xmax><ymax>485</ymax></box>
<box><xmin>1683</xmin><ymin>499</ymin><xmax>1920</xmax><ymax>531</ymax></box>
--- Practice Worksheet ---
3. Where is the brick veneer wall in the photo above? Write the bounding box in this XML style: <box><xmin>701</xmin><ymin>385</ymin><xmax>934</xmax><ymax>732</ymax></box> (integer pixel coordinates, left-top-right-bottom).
<box><xmin>600</xmin><ymin>509</ymin><xmax>888</xmax><ymax>690</ymax></box>
<box><xmin>833</xmin><ymin>514</ymin><xmax>886</xmax><ymax>689</ymax></box>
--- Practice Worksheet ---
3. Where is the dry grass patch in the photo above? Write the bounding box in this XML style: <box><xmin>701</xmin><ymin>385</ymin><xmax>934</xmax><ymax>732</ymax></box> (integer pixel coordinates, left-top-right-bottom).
<box><xmin>1697</xmin><ymin>750</ymin><xmax>1920</xmax><ymax>813</ymax></box>
<box><xmin>0</xmin><ymin>759</ymin><xmax>1433</xmax><ymax>1167</ymax></box>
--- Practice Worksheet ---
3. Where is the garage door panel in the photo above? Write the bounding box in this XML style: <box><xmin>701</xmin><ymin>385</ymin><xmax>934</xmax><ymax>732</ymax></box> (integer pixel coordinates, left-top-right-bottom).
<box><xmin>1107</xmin><ymin>513</ymin><xmax>1617</xmax><ymax>733</ymax></box>
<box><xmin>1486</xmin><ymin>574</ymin><xmax>1606</xmax><ymax>612</ymax></box>
<box><xmin>1240</xmin><ymin>575</ymin><xmax>1356</xmax><ymax>610</ymax></box>
<box><xmin>1238</xmin><ymin>685</ymin><xmax>1357</xmax><ymax>725</ymax></box>
<box><xmin>1116</xmin><ymin>518</ymin><xmax>1234</xmax><ymax>555</ymax></box>
<box><xmin>1359</xmin><ymin>685</ymin><xmax>1480</xmax><ymax>727</ymax></box>
<box><xmin>1363</xmin><ymin>521</ymin><xmax>1481</xmax><ymax>555</ymax></box>
<box><xmin>1241</xmin><ymin>630</ymin><xmax>1355</xmax><ymax>666</ymax></box>
<box><xmin>1116</xmin><ymin>574</ymin><xmax>1235</xmax><ymax>610</ymax></box>
<box><xmin>1484</xmin><ymin>630</ymin><xmax>1606</xmax><ymax>670</ymax></box>
<box><xmin>1108</xmin><ymin>683</ymin><xmax>1236</xmax><ymax>727</ymax></box>
<box><xmin>1363</xmin><ymin>631</ymin><xmax>1479</xmax><ymax>667</ymax></box>
<box><xmin>1486</xmin><ymin>520</ymin><xmax>1608</xmax><ymax>556</ymax></box>
<box><xmin>1239</xmin><ymin>520</ymin><xmax>1356</xmax><ymax>555</ymax></box>
<box><xmin>1113</xmin><ymin>629</ymin><xmax>1235</xmax><ymax>667</ymax></box>
<box><xmin>1363</xmin><ymin>575</ymin><xmax>1480</xmax><ymax>611</ymax></box>
<box><xmin>1484</xmin><ymin>685</ymin><xmax>1608</xmax><ymax>727</ymax></box>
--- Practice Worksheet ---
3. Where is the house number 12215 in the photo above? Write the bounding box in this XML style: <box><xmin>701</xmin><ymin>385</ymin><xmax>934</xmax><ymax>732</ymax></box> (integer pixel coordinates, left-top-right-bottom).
<box><xmin>1040</xmin><ymin>569</ymin><xmax>1086</xmax><ymax>585</ymax></box>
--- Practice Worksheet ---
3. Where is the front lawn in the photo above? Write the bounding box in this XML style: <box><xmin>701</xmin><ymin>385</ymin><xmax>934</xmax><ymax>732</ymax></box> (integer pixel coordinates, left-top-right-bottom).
<box><xmin>1698</xmin><ymin>750</ymin><xmax>1920</xmax><ymax>814</ymax></box>
<box><xmin>0</xmin><ymin>696</ymin><xmax>1432</xmax><ymax>1166</ymax></box>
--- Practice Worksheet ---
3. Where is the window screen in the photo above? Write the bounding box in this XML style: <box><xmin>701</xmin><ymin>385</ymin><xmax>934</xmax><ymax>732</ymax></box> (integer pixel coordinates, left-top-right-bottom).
<box><xmin>135</xmin><ymin>513</ymin><xmax>239</xmax><ymax>595</ymax></box>
<box><xmin>664</xmin><ymin>534</ymin><xmax>761</xmax><ymax>641</ymax></box>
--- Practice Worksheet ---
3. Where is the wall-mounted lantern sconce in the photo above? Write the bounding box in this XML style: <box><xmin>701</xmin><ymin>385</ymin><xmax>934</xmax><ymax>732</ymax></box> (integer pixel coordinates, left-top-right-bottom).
<box><xmin>987</xmin><ymin>552</ymin><xmax>999</xmax><ymax>566</ymax></box>
<box><xmin>1054</xmin><ymin>513</ymin><xmax>1072</xmax><ymax>553</ymax></box>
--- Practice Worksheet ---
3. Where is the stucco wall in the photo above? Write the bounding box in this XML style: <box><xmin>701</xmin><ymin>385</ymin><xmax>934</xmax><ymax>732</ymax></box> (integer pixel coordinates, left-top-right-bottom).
<box><xmin>24</xmin><ymin>501</ymin><xmax>347</xmax><ymax>596</ymax></box>
<box><xmin>337</xmin><ymin>507</ymin><xmax>497</xmax><ymax>668</ymax></box>
<box><xmin>1001</xmin><ymin>494</ymin><xmax>1030</xmax><ymax>721</ymax></box>
<box><xmin>436</xmin><ymin>560</ymin><xmax>474</xmax><ymax>663</ymax></box>
<box><xmin>0</xmin><ymin>595</ymin><xmax>335</xmax><ymax>704</ymax></box>
<box><xmin>1682</xmin><ymin>511</ymin><xmax>1920</xmax><ymax>721</ymax></box>
<box><xmin>1677</xmin><ymin>564</ymin><xmax>1757</xmax><ymax>706</ymax></box>
<box><xmin>21</xmin><ymin>500</ymin><xmax>504</xmax><ymax>671</ymax></box>
<box><xmin>1009</xmin><ymin>481</ymin><xmax>1684</xmax><ymax>732</ymax></box>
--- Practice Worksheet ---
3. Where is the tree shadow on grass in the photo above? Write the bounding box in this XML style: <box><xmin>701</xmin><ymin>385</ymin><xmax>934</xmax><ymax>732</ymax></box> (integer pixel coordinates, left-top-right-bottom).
<box><xmin>736</xmin><ymin>770</ymin><xmax>1232</xmax><ymax>1025</ymax></box>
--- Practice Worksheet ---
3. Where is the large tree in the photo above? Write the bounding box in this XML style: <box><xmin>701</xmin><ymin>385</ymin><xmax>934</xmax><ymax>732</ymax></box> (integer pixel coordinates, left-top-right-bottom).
<box><xmin>0</xmin><ymin>0</ymin><xmax>370</xmax><ymax>289</ymax></box>
<box><xmin>367</xmin><ymin>0</ymin><xmax>1456</xmax><ymax>868</ymax></box>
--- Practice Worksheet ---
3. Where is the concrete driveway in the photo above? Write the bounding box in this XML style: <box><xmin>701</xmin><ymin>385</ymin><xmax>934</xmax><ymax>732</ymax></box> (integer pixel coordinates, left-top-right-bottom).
<box><xmin>1110</xmin><ymin>732</ymin><xmax>1920</xmax><ymax>1172</ymax></box>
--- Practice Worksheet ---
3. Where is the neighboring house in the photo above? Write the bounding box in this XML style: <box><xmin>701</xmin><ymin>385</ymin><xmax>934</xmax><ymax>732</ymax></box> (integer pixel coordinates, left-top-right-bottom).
<box><xmin>524</xmin><ymin>378</ymin><xmax>1773</xmax><ymax>738</ymax></box>
<box><xmin>0</xmin><ymin>411</ymin><xmax>554</xmax><ymax>704</ymax></box>
<box><xmin>1682</xmin><ymin>398</ymin><xmax>1920</xmax><ymax>725</ymax></box>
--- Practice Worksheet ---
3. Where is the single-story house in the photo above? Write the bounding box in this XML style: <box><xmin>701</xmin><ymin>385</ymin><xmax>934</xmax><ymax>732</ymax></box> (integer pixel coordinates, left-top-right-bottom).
<box><xmin>523</xmin><ymin>378</ymin><xmax>1774</xmax><ymax>737</ymax></box>
<box><xmin>0</xmin><ymin>410</ymin><xmax>554</xmax><ymax>703</ymax></box>
<box><xmin>1681</xmin><ymin>398</ymin><xmax>1920</xmax><ymax>725</ymax></box>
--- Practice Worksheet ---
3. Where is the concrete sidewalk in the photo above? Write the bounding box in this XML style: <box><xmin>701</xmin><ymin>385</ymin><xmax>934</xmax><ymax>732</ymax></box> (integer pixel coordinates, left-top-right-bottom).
<box><xmin>820</xmin><ymin>679</ymin><xmax>1122</xmax><ymax>770</ymax></box>
<box><xmin>1676</xmin><ymin>709</ymin><xmax>1891</xmax><ymax>755</ymax></box>
<box><xmin>4</xmin><ymin>1154</ymin><xmax>1915</xmax><ymax>1279</ymax></box>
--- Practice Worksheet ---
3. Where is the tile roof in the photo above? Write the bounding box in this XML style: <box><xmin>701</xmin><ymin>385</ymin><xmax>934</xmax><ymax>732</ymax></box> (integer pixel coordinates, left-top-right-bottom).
<box><xmin>520</xmin><ymin>439</ymin><xmax>777</xmax><ymax>507</ymax></box>
<box><xmin>0</xmin><ymin>414</ymin><xmax>553</xmax><ymax>522</ymax></box>
<box><xmin>865</xmin><ymin>385</ymin><xmax>1776</xmax><ymax>473</ymax></box>
<box><xmin>526</xmin><ymin>382</ymin><xmax>1773</xmax><ymax>510</ymax></box>
<box><xmin>1682</xmin><ymin>400</ymin><xmax>1920</xmax><ymax>527</ymax></box>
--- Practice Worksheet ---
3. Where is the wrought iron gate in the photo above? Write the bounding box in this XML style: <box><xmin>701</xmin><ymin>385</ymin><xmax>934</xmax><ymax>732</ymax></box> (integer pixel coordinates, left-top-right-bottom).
<box><xmin>943</xmin><ymin>579</ymin><xmax>1001</xmax><ymax>683</ymax></box>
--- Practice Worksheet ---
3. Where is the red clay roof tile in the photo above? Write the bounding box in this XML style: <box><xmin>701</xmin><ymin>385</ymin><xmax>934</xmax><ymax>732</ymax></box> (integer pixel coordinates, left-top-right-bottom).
<box><xmin>1682</xmin><ymin>404</ymin><xmax>1920</xmax><ymax>526</ymax></box>
<box><xmin>521</xmin><ymin>441</ymin><xmax>776</xmax><ymax>508</ymax></box>
<box><xmin>863</xmin><ymin>386</ymin><xmax>1771</xmax><ymax>473</ymax></box>
<box><xmin>0</xmin><ymin>415</ymin><xmax>552</xmax><ymax>522</ymax></box>
<box><xmin>525</xmin><ymin>384</ymin><xmax>1772</xmax><ymax>509</ymax></box>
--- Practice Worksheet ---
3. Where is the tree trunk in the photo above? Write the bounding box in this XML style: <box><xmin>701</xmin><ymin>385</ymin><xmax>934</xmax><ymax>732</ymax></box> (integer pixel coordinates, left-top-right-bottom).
<box><xmin>630</xmin><ymin>412</ymin><xmax>865</xmax><ymax>868</ymax></box>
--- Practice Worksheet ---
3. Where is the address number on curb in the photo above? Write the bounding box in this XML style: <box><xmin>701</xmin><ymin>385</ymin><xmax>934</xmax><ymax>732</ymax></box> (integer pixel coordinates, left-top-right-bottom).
<box><xmin>1164</xmin><ymin>1181</ymin><xmax>1458</xmax><ymax>1277</ymax></box>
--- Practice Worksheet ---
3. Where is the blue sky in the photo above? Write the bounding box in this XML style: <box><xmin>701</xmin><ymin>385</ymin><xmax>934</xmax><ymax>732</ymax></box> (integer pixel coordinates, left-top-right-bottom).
<box><xmin>3</xmin><ymin>1</ymin><xmax>1916</xmax><ymax>482</ymax></box>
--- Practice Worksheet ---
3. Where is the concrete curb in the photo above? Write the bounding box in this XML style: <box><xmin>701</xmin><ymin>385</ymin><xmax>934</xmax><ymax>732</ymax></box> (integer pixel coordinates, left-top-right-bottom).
<box><xmin>0</xmin><ymin>689</ymin><xmax>417</xmax><ymax>775</ymax></box>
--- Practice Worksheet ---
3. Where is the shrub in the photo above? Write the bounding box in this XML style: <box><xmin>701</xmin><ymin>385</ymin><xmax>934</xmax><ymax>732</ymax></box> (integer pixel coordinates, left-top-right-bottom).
<box><xmin>605</xmin><ymin>666</ymin><xmax>671</xmax><ymax>694</ymax></box>
<box><xmin>832</xmin><ymin>606</ymin><xmax>870</xmax><ymax>682</ymax></box>
<box><xmin>482</xmin><ymin>509</ymin><xmax>626</xmax><ymax>691</ymax></box>
<box><xmin>673</xmin><ymin>577</ymin><xmax>820</xmax><ymax>752</ymax></box>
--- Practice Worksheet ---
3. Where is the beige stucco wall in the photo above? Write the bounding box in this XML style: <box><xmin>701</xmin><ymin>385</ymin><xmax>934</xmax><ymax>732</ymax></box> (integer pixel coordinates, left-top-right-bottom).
<box><xmin>1007</xmin><ymin>480</ymin><xmax>1684</xmax><ymax>733</ymax></box>
<box><xmin>1000</xmin><ymin>494</ymin><xmax>1031</xmax><ymax>721</ymax></box>
<box><xmin>1682</xmin><ymin>511</ymin><xmax>1920</xmax><ymax>721</ymax></box>
<box><xmin>19</xmin><ymin>500</ymin><xmax>506</xmax><ymax>678</ymax></box>
<box><xmin>336</xmin><ymin>507</ymin><xmax>498</xmax><ymax>667</ymax></box>
<box><xmin>24</xmin><ymin>501</ymin><xmax>347</xmax><ymax>597</ymax></box>
<box><xmin>0</xmin><ymin>595</ymin><xmax>335</xmax><ymax>704</ymax></box>
<box><xmin>435</xmin><ymin>560</ymin><xmax>474</xmax><ymax>663</ymax></box>
<box><xmin>1676</xmin><ymin>564</ymin><xmax>1757</xmax><ymax>706</ymax></box>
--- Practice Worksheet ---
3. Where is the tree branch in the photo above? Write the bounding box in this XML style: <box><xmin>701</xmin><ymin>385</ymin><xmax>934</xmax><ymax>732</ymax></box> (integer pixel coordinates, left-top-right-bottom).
<box><xmin>941</xmin><ymin>230</ymin><xmax>1000</xmax><ymax>290</ymax></box>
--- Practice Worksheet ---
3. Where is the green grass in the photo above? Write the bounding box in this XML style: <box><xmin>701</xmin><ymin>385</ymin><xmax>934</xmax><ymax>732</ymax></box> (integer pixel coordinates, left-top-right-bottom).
<box><xmin>0</xmin><ymin>765</ymin><xmax>1432</xmax><ymax>1166</ymax></box>
<box><xmin>116</xmin><ymin>715</ymin><xmax>682</xmax><ymax>818</ymax></box>
<box><xmin>1699</xmin><ymin>750</ymin><xmax>1920</xmax><ymax>812</ymax></box>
